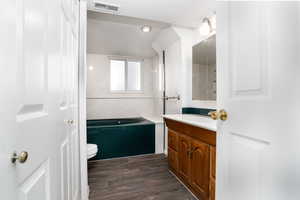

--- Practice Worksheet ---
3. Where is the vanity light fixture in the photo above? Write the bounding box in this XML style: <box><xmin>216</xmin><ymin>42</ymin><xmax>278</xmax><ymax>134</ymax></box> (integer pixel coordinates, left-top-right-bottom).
<box><xmin>141</xmin><ymin>25</ymin><xmax>152</xmax><ymax>33</ymax></box>
<box><xmin>210</xmin><ymin>14</ymin><xmax>216</xmax><ymax>30</ymax></box>
<box><xmin>199</xmin><ymin>17</ymin><xmax>212</xmax><ymax>36</ymax></box>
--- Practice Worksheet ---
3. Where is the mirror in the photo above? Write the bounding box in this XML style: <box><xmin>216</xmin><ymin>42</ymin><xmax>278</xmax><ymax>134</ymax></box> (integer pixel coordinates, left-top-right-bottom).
<box><xmin>192</xmin><ymin>35</ymin><xmax>216</xmax><ymax>101</ymax></box>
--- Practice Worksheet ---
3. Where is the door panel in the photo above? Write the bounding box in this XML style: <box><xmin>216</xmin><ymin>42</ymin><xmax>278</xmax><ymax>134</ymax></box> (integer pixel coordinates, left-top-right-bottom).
<box><xmin>17</xmin><ymin>0</ymin><xmax>48</xmax><ymax>121</ymax></box>
<box><xmin>217</xmin><ymin>2</ymin><xmax>300</xmax><ymax>200</ymax></box>
<box><xmin>61</xmin><ymin>139</ymin><xmax>70</xmax><ymax>200</ymax></box>
<box><xmin>178</xmin><ymin>135</ymin><xmax>191</xmax><ymax>182</ymax></box>
<box><xmin>70</xmin><ymin>130</ymin><xmax>80</xmax><ymax>200</ymax></box>
<box><xmin>228</xmin><ymin>4</ymin><xmax>269</xmax><ymax>98</ymax></box>
<box><xmin>217</xmin><ymin>3</ymin><xmax>272</xmax><ymax>200</ymax></box>
<box><xmin>19</xmin><ymin>161</ymin><xmax>50</xmax><ymax>200</ymax></box>
<box><xmin>228</xmin><ymin>133</ymin><xmax>269</xmax><ymax>200</ymax></box>
<box><xmin>16</xmin><ymin>0</ymin><xmax>50</xmax><ymax>184</ymax></box>
<box><xmin>60</xmin><ymin>14</ymin><xmax>70</xmax><ymax>110</ymax></box>
<box><xmin>0</xmin><ymin>0</ymin><xmax>80</xmax><ymax>199</ymax></box>
<box><xmin>0</xmin><ymin>0</ymin><xmax>18</xmax><ymax>199</ymax></box>
<box><xmin>70</xmin><ymin>3</ymin><xmax>80</xmax><ymax>198</ymax></box>
<box><xmin>190</xmin><ymin>140</ymin><xmax>210</xmax><ymax>199</ymax></box>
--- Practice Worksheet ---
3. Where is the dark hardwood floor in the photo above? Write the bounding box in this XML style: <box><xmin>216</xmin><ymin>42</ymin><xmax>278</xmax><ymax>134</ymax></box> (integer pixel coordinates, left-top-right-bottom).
<box><xmin>88</xmin><ymin>154</ymin><xmax>197</xmax><ymax>200</ymax></box>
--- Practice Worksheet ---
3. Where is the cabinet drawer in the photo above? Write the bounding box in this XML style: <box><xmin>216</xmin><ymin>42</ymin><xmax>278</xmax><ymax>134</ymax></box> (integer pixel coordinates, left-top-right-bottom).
<box><xmin>168</xmin><ymin>130</ymin><xmax>178</xmax><ymax>151</ymax></box>
<box><xmin>168</xmin><ymin>147</ymin><xmax>178</xmax><ymax>172</ymax></box>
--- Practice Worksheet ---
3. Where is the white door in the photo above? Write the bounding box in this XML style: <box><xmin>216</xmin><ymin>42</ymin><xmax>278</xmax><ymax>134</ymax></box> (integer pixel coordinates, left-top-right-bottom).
<box><xmin>0</xmin><ymin>0</ymin><xmax>81</xmax><ymax>199</ymax></box>
<box><xmin>217</xmin><ymin>2</ymin><xmax>300</xmax><ymax>200</ymax></box>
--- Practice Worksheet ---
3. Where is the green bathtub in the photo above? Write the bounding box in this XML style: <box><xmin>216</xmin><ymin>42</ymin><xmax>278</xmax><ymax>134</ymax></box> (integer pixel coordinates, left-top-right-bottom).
<box><xmin>87</xmin><ymin>117</ymin><xmax>155</xmax><ymax>160</ymax></box>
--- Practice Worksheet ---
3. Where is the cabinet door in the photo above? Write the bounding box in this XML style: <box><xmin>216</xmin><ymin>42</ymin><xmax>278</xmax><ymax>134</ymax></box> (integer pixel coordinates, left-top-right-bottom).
<box><xmin>210</xmin><ymin>146</ymin><xmax>216</xmax><ymax>179</ymax></box>
<box><xmin>168</xmin><ymin>130</ymin><xmax>178</xmax><ymax>151</ymax></box>
<box><xmin>190</xmin><ymin>140</ymin><xmax>210</xmax><ymax>199</ymax></box>
<box><xmin>168</xmin><ymin>147</ymin><xmax>178</xmax><ymax>172</ymax></box>
<box><xmin>210</xmin><ymin>178</ymin><xmax>215</xmax><ymax>200</ymax></box>
<box><xmin>210</xmin><ymin>146</ymin><xmax>216</xmax><ymax>200</ymax></box>
<box><xmin>178</xmin><ymin>135</ymin><xmax>191</xmax><ymax>182</ymax></box>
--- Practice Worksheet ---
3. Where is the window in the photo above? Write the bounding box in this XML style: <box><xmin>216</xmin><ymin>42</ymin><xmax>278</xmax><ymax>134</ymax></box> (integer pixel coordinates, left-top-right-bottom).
<box><xmin>110</xmin><ymin>59</ymin><xmax>142</xmax><ymax>92</ymax></box>
<box><xmin>110</xmin><ymin>60</ymin><xmax>126</xmax><ymax>91</ymax></box>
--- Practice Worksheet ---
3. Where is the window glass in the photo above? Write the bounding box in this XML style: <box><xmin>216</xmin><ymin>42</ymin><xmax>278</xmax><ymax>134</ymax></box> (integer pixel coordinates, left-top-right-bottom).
<box><xmin>110</xmin><ymin>59</ymin><xmax>142</xmax><ymax>92</ymax></box>
<box><xmin>127</xmin><ymin>61</ymin><xmax>141</xmax><ymax>91</ymax></box>
<box><xmin>110</xmin><ymin>60</ymin><xmax>125</xmax><ymax>91</ymax></box>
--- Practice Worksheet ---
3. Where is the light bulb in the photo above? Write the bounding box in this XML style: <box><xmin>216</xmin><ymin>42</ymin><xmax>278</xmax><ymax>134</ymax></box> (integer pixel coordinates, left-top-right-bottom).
<box><xmin>89</xmin><ymin>66</ymin><xmax>94</xmax><ymax>71</ymax></box>
<box><xmin>199</xmin><ymin>20</ymin><xmax>211</xmax><ymax>36</ymax></box>
<box><xmin>141</xmin><ymin>25</ymin><xmax>152</xmax><ymax>33</ymax></box>
<box><xmin>210</xmin><ymin>15</ymin><xmax>216</xmax><ymax>30</ymax></box>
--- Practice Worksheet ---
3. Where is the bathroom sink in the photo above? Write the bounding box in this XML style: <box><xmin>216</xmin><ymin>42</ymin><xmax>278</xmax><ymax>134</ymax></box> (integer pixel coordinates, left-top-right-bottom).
<box><xmin>163</xmin><ymin>114</ymin><xmax>217</xmax><ymax>132</ymax></box>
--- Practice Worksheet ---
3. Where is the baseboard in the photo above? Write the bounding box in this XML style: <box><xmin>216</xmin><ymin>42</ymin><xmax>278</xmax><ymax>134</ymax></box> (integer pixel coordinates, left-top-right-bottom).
<box><xmin>88</xmin><ymin>153</ymin><xmax>164</xmax><ymax>163</ymax></box>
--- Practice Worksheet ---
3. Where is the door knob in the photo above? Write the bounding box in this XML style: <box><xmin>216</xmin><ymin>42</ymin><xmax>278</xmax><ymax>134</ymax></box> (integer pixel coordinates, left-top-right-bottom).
<box><xmin>208</xmin><ymin>109</ymin><xmax>228</xmax><ymax>121</ymax></box>
<box><xmin>219</xmin><ymin>109</ymin><xmax>228</xmax><ymax>121</ymax></box>
<box><xmin>11</xmin><ymin>151</ymin><xmax>29</xmax><ymax>164</ymax></box>
<box><xmin>208</xmin><ymin>111</ymin><xmax>218</xmax><ymax>120</ymax></box>
<box><xmin>65</xmin><ymin>120</ymin><xmax>74</xmax><ymax>125</ymax></box>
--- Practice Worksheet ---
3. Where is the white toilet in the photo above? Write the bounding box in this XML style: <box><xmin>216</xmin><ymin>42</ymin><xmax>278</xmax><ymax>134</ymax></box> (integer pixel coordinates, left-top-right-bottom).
<box><xmin>87</xmin><ymin>144</ymin><xmax>98</xmax><ymax>159</ymax></box>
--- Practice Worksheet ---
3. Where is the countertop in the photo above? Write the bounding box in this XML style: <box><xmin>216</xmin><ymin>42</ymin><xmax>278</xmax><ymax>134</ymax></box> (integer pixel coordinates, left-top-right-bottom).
<box><xmin>142</xmin><ymin>115</ymin><xmax>164</xmax><ymax>124</ymax></box>
<box><xmin>163</xmin><ymin>114</ymin><xmax>217</xmax><ymax>132</ymax></box>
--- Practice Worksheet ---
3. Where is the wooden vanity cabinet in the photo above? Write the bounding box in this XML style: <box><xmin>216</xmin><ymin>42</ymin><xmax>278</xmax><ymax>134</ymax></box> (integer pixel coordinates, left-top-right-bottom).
<box><xmin>178</xmin><ymin>134</ymin><xmax>191</xmax><ymax>183</ymax></box>
<box><xmin>210</xmin><ymin>146</ymin><xmax>216</xmax><ymax>200</ymax></box>
<box><xmin>168</xmin><ymin>147</ymin><xmax>178</xmax><ymax>171</ymax></box>
<box><xmin>190</xmin><ymin>140</ymin><xmax>210</xmax><ymax>199</ymax></box>
<box><xmin>165</xmin><ymin>118</ymin><xmax>216</xmax><ymax>200</ymax></box>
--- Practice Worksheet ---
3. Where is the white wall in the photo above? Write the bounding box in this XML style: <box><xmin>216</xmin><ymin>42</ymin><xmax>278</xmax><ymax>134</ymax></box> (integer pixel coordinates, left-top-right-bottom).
<box><xmin>152</xmin><ymin>27</ymin><xmax>183</xmax><ymax>116</ymax></box>
<box><xmin>152</xmin><ymin>55</ymin><xmax>163</xmax><ymax>116</ymax></box>
<box><xmin>164</xmin><ymin>40</ymin><xmax>183</xmax><ymax>114</ymax></box>
<box><xmin>171</xmin><ymin>27</ymin><xmax>216</xmax><ymax>109</ymax></box>
<box><xmin>86</xmin><ymin>54</ymin><xmax>156</xmax><ymax>119</ymax></box>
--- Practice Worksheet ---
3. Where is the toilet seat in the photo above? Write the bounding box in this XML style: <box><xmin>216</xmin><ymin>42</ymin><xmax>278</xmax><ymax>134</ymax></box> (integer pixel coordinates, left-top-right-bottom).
<box><xmin>87</xmin><ymin>144</ymin><xmax>98</xmax><ymax>159</ymax></box>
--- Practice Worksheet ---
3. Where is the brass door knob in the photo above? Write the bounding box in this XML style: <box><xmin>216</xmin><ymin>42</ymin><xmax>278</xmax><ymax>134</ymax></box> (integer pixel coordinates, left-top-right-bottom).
<box><xmin>208</xmin><ymin>111</ymin><xmax>218</xmax><ymax>120</ymax></box>
<box><xmin>219</xmin><ymin>109</ymin><xmax>228</xmax><ymax>121</ymax></box>
<box><xmin>208</xmin><ymin>109</ymin><xmax>228</xmax><ymax>121</ymax></box>
<box><xmin>65</xmin><ymin>120</ymin><xmax>74</xmax><ymax>125</ymax></box>
<box><xmin>11</xmin><ymin>151</ymin><xmax>29</xmax><ymax>164</ymax></box>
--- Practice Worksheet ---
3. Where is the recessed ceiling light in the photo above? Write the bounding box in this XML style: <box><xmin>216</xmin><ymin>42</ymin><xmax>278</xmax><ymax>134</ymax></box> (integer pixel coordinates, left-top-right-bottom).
<box><xmin>89</xmin><ymin>66</ymin><xmax>94</xmax><ymax>71</ymax></box>
<box><xmin>141</xmin><ymin>25</ymin><xmax>152</xmax><ymax>33</ymax></box>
